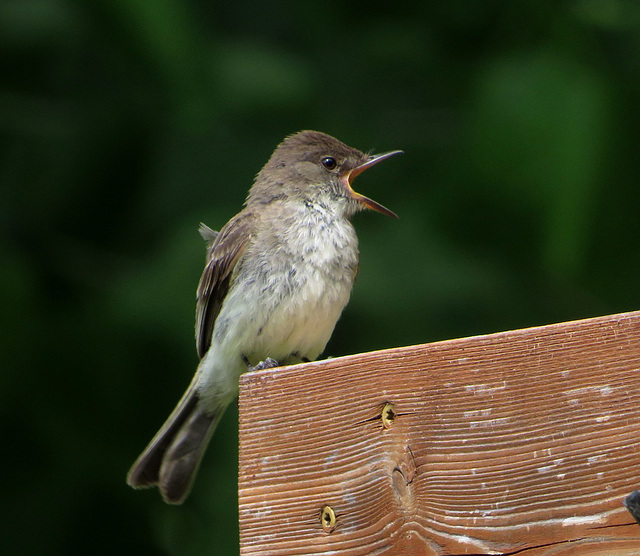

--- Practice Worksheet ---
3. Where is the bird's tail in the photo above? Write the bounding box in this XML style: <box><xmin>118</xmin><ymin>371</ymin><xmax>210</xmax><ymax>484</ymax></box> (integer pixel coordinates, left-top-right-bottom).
<box><xmin>127</xmin><ymin>381</ymin><xmax>225</xmax><ymax>504</ymax></box>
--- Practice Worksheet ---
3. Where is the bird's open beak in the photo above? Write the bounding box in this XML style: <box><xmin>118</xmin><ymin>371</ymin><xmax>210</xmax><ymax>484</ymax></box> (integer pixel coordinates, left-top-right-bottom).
<box><xmin>345</xmin><ymin>150</ymin><xmax>402</xmax><ymax>218</ymax></box>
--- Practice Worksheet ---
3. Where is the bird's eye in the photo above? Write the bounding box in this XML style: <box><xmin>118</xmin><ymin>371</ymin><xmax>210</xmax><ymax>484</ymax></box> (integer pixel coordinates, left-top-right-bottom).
<box><xmin>321</xmin><ymin>157</ymin><xmax>337</xmax><ymax>170</ymax></box>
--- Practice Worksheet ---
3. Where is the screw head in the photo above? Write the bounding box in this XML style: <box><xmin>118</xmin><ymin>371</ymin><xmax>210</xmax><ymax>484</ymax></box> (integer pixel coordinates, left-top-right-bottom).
<box><xmin>321</xmin><ymin>505</ymin><xmax>336</xmax><ymax>533</ymax></box>
<box><xmin>382</xmin><ymin>402</ymin><xmax>396</xmax><ymax>429</ymax></box>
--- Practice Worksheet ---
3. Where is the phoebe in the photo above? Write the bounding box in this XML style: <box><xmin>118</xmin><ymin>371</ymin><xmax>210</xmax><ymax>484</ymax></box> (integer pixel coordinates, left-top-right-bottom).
<box><xmin>127</xmin><ymin>130</ymin><xmax>401</xmax><ymax>503</ymax></box>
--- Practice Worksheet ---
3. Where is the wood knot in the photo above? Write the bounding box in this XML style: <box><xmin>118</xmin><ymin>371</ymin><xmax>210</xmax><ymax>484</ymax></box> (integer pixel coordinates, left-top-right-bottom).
<box><xmin>392</xmin><ymin>446</ymin><xmax>416</xmax><ymax>505</ymax></box>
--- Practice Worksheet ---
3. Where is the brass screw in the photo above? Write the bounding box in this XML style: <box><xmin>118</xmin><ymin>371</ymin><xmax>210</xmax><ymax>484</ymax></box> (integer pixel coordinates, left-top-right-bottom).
<box><xmin>321</xmin><ymin>505</ymin><xmax>336</xmax><ymax>533</ymax></box>
<box><xmin>382</xmin><ymin>402</ymin><xmax>396</xmax><ymax>429</ymax></box>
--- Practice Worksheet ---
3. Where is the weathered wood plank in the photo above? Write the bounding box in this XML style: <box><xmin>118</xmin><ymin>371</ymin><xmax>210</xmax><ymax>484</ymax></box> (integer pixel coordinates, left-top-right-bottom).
<box><xmin>238</xmin><ymin>311</ymin><xmax>640</xmax><ymax>555</ymax></box>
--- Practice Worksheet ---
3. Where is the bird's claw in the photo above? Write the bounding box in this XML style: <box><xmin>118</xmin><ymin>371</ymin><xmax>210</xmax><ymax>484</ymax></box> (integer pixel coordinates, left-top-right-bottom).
<box><xmin>248</xmin><ymin>357</ymin><xmax>279</xmax><ymax>371</ymax></box>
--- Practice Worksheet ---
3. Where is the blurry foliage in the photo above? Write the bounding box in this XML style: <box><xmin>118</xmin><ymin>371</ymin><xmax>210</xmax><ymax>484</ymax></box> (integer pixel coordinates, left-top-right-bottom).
<box><xmin>2</xmin><ymin>0</ymin><xmax>640</xmax><ymax>554</ymax></box>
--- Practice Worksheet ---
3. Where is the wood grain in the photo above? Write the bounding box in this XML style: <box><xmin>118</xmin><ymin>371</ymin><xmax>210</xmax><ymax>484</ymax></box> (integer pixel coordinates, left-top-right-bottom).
<box><xmin>238</xmin><ymin>311</ymin><xmax>640</xmax><ymax>555</ymax></box>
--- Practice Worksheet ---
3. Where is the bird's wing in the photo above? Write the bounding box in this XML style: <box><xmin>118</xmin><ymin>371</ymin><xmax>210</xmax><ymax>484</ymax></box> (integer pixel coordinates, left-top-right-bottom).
<box><xmin>195</xmin><ymin>211</ymin><xmax>256</xmax><ymax>358</ymax></box>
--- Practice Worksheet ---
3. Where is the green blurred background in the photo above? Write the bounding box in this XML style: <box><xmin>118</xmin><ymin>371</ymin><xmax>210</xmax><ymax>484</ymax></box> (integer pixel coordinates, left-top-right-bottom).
<box><xmin>2</xmin><ymin>1</ymin><xmax>639</xmax><ymax>554</ymax></box>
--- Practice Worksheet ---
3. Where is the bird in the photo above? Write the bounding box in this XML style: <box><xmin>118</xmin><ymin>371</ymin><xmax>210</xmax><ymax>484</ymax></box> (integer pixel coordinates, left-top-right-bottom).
<box><xmin>126</xmin><ymin>130</ymin><xmax>401</xmax><ymax>504</ymax></box>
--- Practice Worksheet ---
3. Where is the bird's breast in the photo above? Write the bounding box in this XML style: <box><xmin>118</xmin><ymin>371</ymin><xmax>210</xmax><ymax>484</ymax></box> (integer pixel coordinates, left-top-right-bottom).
<box><xmin>217</xmin><ymin>205</ymin><xmax>359</xmax><ymax>365</ymax></box>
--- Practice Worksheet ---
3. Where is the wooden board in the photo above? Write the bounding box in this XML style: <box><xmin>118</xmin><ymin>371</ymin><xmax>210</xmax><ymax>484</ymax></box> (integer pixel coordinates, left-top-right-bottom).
<box><xmin>238</xmin><ymin>311</ymin><xmax>640</xmax><ymax>555</ymax></box>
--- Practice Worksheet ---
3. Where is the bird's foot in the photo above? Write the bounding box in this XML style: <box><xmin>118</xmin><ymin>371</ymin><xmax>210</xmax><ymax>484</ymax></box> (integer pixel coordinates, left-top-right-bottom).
<box><xmin>243</xmin><ymin>356</ymin><xmax>280</xmax><ymax>372</ymax></box>
<box><xmin>253</xmin><ymin>357</ymin><xmax>279</xmax><ymax>371</ymax></box>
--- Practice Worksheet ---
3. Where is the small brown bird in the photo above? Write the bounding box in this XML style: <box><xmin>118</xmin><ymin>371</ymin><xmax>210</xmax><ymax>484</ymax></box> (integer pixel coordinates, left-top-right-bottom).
<box><xmin>127</xmin><ymin>130</ymin><xmax>401</xmax><ymax>503</ymax></box>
